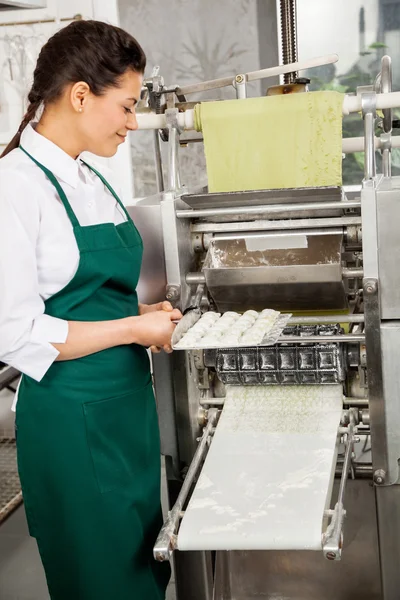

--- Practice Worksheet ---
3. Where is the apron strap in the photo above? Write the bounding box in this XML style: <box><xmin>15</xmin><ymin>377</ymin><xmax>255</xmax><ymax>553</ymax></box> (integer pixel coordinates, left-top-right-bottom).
<box><xmin>20</xmin><ymin>146</ymin><xmax>80</xmax><ymax>229</ymax></box>
<box><xmin>80</xmin><ymin>160</ymin><xmax>131</xmax><ymax>221</ymax></box>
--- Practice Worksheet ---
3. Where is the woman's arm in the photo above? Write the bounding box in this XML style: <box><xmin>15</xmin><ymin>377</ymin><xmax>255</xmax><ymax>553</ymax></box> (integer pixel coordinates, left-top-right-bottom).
<box><xmin>53</xmin><ymin>309</ymin><xmax>182</xmax><ymax>361</ymax></box>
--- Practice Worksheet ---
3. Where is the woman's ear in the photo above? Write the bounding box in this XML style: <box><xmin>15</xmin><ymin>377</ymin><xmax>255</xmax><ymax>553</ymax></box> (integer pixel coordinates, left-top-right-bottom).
<box><xmin>70</xmin><ymin>81</ymin><xmax>91</xmax><ymax>113</ymax></box>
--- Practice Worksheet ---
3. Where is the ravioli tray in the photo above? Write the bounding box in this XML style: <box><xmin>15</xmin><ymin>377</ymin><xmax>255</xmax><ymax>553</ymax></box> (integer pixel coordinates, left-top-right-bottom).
<box><xmin>173</xmin><ymin>309</ymin><xmax>292</xmax><ymax>350</ymax></box>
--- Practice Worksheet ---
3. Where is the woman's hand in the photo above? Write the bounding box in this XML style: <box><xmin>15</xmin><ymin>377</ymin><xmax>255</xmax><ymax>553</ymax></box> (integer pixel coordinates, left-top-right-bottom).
<box><xmin>133</xmin><ymin>301</ymin><xmax>182</xmax><ymax>353</ymax></box>
<box><xmin>139</xmin><ymin>301</ymin><xmax>174</xmax><ymax>315</ymax></box>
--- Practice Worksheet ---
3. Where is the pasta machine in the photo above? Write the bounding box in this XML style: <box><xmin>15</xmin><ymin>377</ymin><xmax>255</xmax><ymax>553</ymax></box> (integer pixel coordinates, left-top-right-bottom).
<box><xmin>129</xmin><ymin>49</ymin><xmax>400</xmax><ymax>600</ymax></box>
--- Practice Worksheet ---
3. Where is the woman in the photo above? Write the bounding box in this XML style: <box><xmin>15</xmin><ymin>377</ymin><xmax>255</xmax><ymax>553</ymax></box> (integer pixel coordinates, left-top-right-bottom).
<box><xmin>0</xmin><ymin>20</ymin><xmax>179</xmax><ymax>599</ymax></box>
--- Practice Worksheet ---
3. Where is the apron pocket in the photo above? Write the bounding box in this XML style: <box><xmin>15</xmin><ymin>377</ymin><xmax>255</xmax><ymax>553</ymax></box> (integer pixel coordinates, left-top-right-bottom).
<box><xmin>83</xmin><ymin>382</ymin><xmax>154</xmax><ymax>494</ymax></box>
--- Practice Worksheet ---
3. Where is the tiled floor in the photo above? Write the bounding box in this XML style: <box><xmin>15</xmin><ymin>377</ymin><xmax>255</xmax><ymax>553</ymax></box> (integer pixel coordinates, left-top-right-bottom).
<box><xmin>0</xmin><ymin>388</ymin><xmax>176</xmax><ymax>600</ymax></box>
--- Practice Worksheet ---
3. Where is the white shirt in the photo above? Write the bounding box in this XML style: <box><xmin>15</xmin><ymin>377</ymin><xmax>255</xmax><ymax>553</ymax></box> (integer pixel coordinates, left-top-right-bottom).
<box><xmin>0</xmin><ymin>124</ymin><xmax>127</xmax><ymax>384</ymax></box>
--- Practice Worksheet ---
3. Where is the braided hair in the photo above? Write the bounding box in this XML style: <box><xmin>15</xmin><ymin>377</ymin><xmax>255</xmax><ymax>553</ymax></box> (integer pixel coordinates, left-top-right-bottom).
<box><xmin>1</xmin><ymin>20</ymin><xmax>146</xmax><ymax>157</ymax></box>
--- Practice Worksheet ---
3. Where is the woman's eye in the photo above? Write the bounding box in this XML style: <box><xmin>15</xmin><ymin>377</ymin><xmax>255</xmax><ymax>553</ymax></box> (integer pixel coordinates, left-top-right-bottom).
<box><xmin>124</xmin><ymin>107</ymin><xmax>133</xmax><ymax>114</ymax></box>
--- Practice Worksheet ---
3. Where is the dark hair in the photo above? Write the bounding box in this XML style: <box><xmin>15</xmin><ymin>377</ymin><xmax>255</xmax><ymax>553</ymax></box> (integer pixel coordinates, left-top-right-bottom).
<box><xmin>1</xmin><ymin>20</ymin><xmax>146</xmax><ymax>157</ymax></box>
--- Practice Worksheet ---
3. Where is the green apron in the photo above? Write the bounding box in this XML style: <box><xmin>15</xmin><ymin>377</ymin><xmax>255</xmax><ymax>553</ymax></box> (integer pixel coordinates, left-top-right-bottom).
<box><xmin>15</xmin><ymin>147</ymin><xmax>170</xmax><ymax>599</ymax></box>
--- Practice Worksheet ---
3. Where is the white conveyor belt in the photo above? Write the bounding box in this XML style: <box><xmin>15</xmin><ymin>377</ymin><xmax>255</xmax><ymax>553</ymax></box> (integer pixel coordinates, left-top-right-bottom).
<box><xmin>178</xmin><ymin>385</ymin><xmax>343</xmax><ymax>552</ymax></box>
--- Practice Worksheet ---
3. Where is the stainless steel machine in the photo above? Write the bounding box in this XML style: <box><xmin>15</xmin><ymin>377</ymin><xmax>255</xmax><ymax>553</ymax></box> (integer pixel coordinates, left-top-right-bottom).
<box><xmin>130</xmin><ymin>11</ymin><xmax>400</xmax><ymax>598</ymax></box>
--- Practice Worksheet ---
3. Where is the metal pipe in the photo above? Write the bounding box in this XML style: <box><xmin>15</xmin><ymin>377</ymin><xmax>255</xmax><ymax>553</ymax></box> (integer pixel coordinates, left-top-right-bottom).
<box><xmin>174</xmin><ymin>54</ymin><xmax>338</xmax><ymax>97</ymax></box>
<box><xmin>338</xmin><ymin>411</ymin><xmax>356</xmax><ymax>504</ymax></box>
<box><xmin>177</xmin><ymin>200</ymin><xmax>361</xmax><ymax>219</ymax></box>
<box><xmin>335</xmin><ymin>464</ymin><xmax>372</xmax><ymax>477</ymax></box>
<box><xmin>167</xmin><ymin>127</ymin><xmax>181</xmax><ymax>191</ymax></box>
<box><xmin>382</xmin><ymin>147</ymin><xmax>391</xmax><ymax>177</ymax></box>
<box><xmin>289</xmin><ymin>315</ymin><xmax>364</xmax><ymax>324</ymax></box>
<box><xmin>277</xmin><ymin>334</ymin><xmax>365</xmax><ymax>343</ymax></box>
<box><xmin>186</xmin><ymin>273</ymin><xmax>206</xmax><ymax>285</ymax></box>
<box><xmin>342</xmin><ymin>135</ymin><xmax>400</xmax><ymax>154</ymax></box>
<box><xmin>381</xmin><ymin>55</ymin><xmax>393</xmax><ymax>134</ymax></box>
<box><xmin>342</xmin><ymin>268</ymin><xmax>364</xmax><ymax>278</ymax></box>
<box><xmin>193</xmin><ymin>217</ymin><xmax>362</xmax><ymax>235</ymax></box>
<box><xmin>153</xmin><ymin>131</ymin><xmax>164</xmax><ymax>192</ymax></box>
<box><xmin>364</xmin><ymin>112</ymin><xmax>376</xmax><ymax>181</ymax></box>
<box><xmin>153</xmin><ymin>408</ymin><xmax>219</xmax><ymax>561</ymax></box>
<box><xmin>208</xmin><ymin>227</ymin><xmax>344</xmax><ymax>241</ymax></box>
<box><xmin>179</xmin><ymin>292</ymin><xmax>366</xmax><ymax>325</ymax></box>
<box><xmin>343</xmin><ymin>398</ymin><xmax>369</xmax><ymax>406</ymax></box>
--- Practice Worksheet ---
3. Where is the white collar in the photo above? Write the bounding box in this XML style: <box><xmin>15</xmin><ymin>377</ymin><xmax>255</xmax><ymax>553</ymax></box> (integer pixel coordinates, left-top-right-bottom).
<box><xmin>20</xmin><ymin>123</ymin><xmax>81</xmax><ymax>189</ymax></box>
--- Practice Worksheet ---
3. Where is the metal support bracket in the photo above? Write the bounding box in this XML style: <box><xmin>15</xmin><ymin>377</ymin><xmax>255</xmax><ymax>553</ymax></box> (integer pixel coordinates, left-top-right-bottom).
<box><xmin>234</xmin><ymin>74</ymin><xmax>247</xmax><ymax>99</ymax></box>
<box><xmin>363</xmin><ymin>277</ymin><xmax>391</xmax><ymax>484</ymax></box>
<box><xmin>153</xmin><ymin>408</ymin><xmax>219</xmax><ymax>562</ymax></box>
<box><xmin>322</xmin><ymin>409</ymin><xmax>358</xmax><ymax>560</ymax></box>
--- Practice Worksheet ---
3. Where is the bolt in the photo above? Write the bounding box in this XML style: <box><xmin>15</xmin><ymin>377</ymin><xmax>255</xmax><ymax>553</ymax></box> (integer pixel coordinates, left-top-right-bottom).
<box><xmin>235</xmin><ymin>74</ymin><xmax>244</xmax><ymax>84</ymax></box>
<box><xmin>326</xmin><ymin>552</ymin><xmax>337</xmax><ymax>561</ymax></box>
<box><xmin>166</xmin><ymin>285</ymin><xmax>180</xmax><ymax>301</ymax></box>
<box><xmin>364</xmin><ymin>279</ymin><xmax>377</xmax><ymax>294</ymax></box>
<box><xmin>374</xmin><ymin>469</ymin><xmax>386</xmax><ymax>485</ymax></box>
<box><xmin>155</xmin><ymin>552</ymin><xmax>165</xmax><ymax>562</ymax></box>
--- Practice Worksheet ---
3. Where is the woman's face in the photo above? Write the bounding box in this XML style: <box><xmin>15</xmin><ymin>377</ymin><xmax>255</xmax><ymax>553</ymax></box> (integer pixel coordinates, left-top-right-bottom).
<box><xmin>77</xmin><ymin>69</ymin><xmax>143</xmax><ymax>157</ymax></box>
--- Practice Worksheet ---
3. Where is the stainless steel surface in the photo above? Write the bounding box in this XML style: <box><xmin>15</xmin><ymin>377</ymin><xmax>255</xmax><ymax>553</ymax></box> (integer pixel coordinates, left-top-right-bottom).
<box><xmin>152</xmin><ymin>353</ymin><xmax>180</xmax><ymax>475</ymax></box>
<box><xmin>375</xmin><ymin>178</ymin><xmax>400</xmax><ymax>319</ymax></box>
<box><xmin>160</xmin><ymin>194</ymin><xmax>194</xmax><ymax>312</ymax></box>
<box><xmin>154</xmin><ymin>408</ymin><xmax>218</xmax><ymax>561</ymax></box>
<box><xmin>363</xmin><ymin>279</ymin><xmax>390</xmax><ymax>483</ymax></box>
<box><xmin>177</xmin><ymin>200</ymin><xmax>360</xmax><ymax>219</ymax></box>
<box><xmin>174</xmin><ymin>551</ymin><xmax>213</xmax><ymax>600</ymax></box>
<box><xmin>213</xmin><ymin>480</ymin><xmax>381</xmax><ymax>599</ymax></box>
<box><xmin>203</xmin><ymin>233</ymin><xmax>347</xmax><ymax>312</ymax></box>
<box><xmin>376</xmin><ymin>485</ymin><xmax>400</xmax><ymax>600</ymax></box>
<box><xmin>128</xmin><ymin>197</ymin><xmax>167</xmax><ymax>305</ymax></box>
<box><xmin>280</xmin><ymin>0</ymin><xmax>298</xmax><ymax>84</ymax></box>
<box><xmin>181</xmin><ymin>186</ymin><xmax>343</xmax><ymax>210</ymax></box>
<box><xmin>192</xmin><ymin>216</ymin><xmax>361</xmax><ymax>234</ymax></box>
<box><xmin>379</xmin><ymin>322</ymin><xmax>400</xmax><ymax>484</ymax></box>
<box><xmin>322</xmin><ymin>410</ymin><xmax>357</xmax><ymax>561</ymax></box>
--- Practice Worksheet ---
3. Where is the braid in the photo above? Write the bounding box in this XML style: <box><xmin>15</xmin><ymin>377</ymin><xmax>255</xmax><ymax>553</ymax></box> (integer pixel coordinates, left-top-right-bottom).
<box><xmin>1</xmin><ymin>90</ymin><xmax>41</xmax><ymax>157</ymax></box>
<box><xmin>18</xmin><ymin>97</ymin><xmax>41</xmax><ymax>133</ymax></box>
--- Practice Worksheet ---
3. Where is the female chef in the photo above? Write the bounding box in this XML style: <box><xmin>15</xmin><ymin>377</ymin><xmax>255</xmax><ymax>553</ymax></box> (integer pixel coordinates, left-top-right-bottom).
<box><xmin>0</xmin><ymin>19</ymin><xmax>179</xmax><ymax>600</ymax></box>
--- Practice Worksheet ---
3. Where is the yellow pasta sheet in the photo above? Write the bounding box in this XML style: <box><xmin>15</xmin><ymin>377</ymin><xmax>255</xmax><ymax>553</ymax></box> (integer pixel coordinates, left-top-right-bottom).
<box><xmin>194</xmin><ymin>91</ymin><xmax>343</xmax><ymax>193</ymax></box>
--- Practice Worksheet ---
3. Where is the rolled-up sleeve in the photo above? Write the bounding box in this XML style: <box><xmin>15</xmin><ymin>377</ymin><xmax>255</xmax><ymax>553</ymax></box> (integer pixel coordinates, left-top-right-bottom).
<box><xmin>0</xmin><ymin>171</ymin><xmax>68</xmax><ymax>381</ymax></box>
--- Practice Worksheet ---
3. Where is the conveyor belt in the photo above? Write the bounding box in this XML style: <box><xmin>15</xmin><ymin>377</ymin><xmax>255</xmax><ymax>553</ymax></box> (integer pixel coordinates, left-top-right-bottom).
<box><xmin>0</xmin><ymin>438</ymin><xmax>22</xmax><ymax>523</ymax></box>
